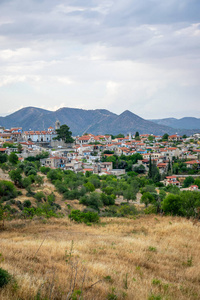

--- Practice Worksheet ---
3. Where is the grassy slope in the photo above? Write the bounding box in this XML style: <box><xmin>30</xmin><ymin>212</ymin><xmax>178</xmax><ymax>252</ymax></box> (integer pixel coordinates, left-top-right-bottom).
<box><xmin>0</xmin><ymin>215</ymin><xmax>200</xmax><ymax>300</ymax></box>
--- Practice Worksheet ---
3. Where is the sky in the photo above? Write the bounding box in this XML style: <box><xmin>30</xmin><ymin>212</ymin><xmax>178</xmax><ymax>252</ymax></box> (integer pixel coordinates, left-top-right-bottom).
<box><xmin>0</xmin><ymin>0</ymin><xmax>200</xmax><ymax>119</ymax></box>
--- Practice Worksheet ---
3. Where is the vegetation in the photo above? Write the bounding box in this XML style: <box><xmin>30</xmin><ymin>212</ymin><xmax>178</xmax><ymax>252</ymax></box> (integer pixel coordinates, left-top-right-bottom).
<box><xmin>0</xmin><ymin>267</ymin><xmax>12</xmax><ymax>287</ymax></box>
<box><xmin>69</xmin><ymin>209</ymin><xmax>99</xmax><ymax>224</ymax></box>
<box><xmin>53</xmin><ymin>124</ymin><xmax>74</xmax><ymax>143</ymax></box>
<box><xmin>0</xmin><ymin>216</ymin><xmax>199</xmax><ymax>300</ymax></box>
<box><xmin>0</xmin><ymin>148</ymin><xmax>200</xmax><ymax>299</ymax></box>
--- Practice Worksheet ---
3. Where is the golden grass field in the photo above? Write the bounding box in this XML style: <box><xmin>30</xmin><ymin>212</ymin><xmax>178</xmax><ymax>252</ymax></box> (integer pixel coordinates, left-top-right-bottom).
<box><xmin>0</xmin><ymin>215</ymin><xmax>200</xmax><ymax>300</ymax></box>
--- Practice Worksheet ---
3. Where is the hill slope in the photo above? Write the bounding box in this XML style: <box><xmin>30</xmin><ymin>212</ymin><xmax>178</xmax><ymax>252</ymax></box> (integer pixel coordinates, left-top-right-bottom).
<box><xmin>87</xmin><ymin>110</ymin><xmax>179</xmax><ymax>135</ymax></box>
<box><xmin>150</xmin><ymin>117</ymin><xmax>200</xmax><ymax>130</ymax></box>
<box><xmin>0</xmin><ymin>106</ymin><xmax>198</xmax><ymax>135</ymax></box>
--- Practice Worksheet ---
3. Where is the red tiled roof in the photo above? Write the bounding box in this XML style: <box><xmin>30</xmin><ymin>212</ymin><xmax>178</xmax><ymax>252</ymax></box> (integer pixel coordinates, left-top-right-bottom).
<box><xmin>185</xmin><ymin>160</ymin><xmax>200</xmax><ymax>164</ymax></box>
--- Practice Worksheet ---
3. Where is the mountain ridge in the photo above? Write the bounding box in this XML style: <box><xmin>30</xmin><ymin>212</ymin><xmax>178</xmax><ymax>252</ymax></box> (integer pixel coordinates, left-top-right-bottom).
<box><xmin>149</xmin><ymin>117</ymin><xmax>200</xmax><ymax>130</ymax></box>
<box><xmin>0</xmin><ymin>106</ymin><xmax>199</xmax><ymax>135</ymax></box>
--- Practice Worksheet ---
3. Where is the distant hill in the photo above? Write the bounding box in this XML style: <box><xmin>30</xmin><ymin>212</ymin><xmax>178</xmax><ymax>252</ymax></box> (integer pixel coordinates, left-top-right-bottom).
<box><xmin>150</xmin><ymin>117</ymin><xmax>200</xmax><ymax>130</ymax></box>
<box><xmin>0</xmin><ymin>107</ymin><xmax>198</xmax><ymax>136</ymax></box>
<box><xmin>87</xmin><ymin>110</ymin><xmax>178</xmax><ymax>135</ymax></box>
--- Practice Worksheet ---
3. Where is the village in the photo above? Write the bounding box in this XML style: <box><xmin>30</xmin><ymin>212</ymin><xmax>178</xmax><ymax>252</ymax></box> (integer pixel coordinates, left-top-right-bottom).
<box><xmin>0</xmin><ymin>121</ymin><xmax>200</xmax><ymax>190</ymax></box>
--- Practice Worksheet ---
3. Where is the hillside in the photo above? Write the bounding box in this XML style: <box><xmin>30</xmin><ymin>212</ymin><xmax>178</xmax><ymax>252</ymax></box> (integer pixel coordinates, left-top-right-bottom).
<box><xmin>150</xmin><ymin>117</ymin><xmax>200</xmax><ymax>130</ymax></box>
<box><xmin>87</xmin><ymin>110</ymin><xmax>178</xmax><ymax>135</ymax></box>
<box><xmin>0</xmin><ymin>106</ymin><xmax>198</xmax><ymax>135</ymax></box>
<box><xmin>1</xmin><ymin>216</ymin><xmax>200</xmax><ymax>300</ymax></box>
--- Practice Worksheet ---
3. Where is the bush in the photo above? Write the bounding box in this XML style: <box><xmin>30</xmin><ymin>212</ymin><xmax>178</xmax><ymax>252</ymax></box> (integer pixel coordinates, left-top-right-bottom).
<box><xmin>100</xmin><ymin>193</ymin><xmax>115</xmax><ymax>206</ymax></box>
<box><xmin>144</xmin><ymin>205</ymin><xmax>157</xmax><ymax>214</ymax></box>
<box><xmin>23</xmin><ymin>200</ymin><xmax>32</xmax><ymax>208</ymax></box>
<box><xmin>40</xmin><ymin>166</ymin><xmax>50</xmax><ymax>174</ymax></box>
<box><xmin>80</xmin><ymin>192</ymin><xmax>103</xmax><ymax>211</ymax></box>
<box><xmin>34</xmin><ymin>191</ymin><xmax>46</xmax><ymax>202</ymax></box>
<box><xmin>84</xmin><ymin>182</ymin><xmax>95</xmax><ymax>192</ymax></box>
<box><xmin>47</xmin><ymin>169</ymin><xmax>62</xmax><ymax>181</ymax></box>
<box><xmin>117</xmin><ymin>204</ymin><xmax>138</xmax><ymax>217</ymax></box>
<box><xmin>69</xmin><ymin>209</ymin><xmax>99</xmax><ymax>224</ymax></box>
<box><xmin>0</xmin><ymin>267</ymin><xmax>12</xmax><ymax>287</ymax></box>
<box><xmin>0</xmin><ymin>180</ymin><xmax>18</xmax><ymax>201</ymax></box>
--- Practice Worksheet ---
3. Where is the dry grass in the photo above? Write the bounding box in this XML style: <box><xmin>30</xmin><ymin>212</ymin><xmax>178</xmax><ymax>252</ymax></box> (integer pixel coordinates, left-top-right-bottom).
<box><xmin>0</xmin><ymin>215</ymin><xmax>200</xmax><ymax>300</ymax></box>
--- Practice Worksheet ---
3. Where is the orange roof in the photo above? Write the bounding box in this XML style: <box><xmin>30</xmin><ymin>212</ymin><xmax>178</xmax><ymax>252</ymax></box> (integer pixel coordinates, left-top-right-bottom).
<box><xmin>185</xmin><ymin>160</ymin><xmax>200</xmax><ymax>164</ymax></box>
<box><xmin>78</xmin><ymin>136</ymin><xmax>90</xmax><ymax>140</ymax></box>
<box><xmin>167</xmin><ymin>147</ymin><xmax>177</xmax><ymax>150</ymax></box>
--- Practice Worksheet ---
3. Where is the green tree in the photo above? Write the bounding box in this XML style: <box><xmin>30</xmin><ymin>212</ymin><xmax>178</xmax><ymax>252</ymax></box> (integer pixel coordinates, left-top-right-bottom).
<box><xmin>141</xmin><ymin>192</ymin><xmax>155</xmax><ymax>207</ymax></box>
<box><xmin>135</xmin><ymin>131</ymin><xmax>140</xmax><ymax>140</ymax></box>
<box><xmin>148</xmin><ymin>135</ymin><xmax>154</xmax><ymax>142</ymax></box>
<box><xmin>8</xmin><ymin>152</ymin><xmax>18</xmax><ymax>165</ymax></box>
<box><xmin>194</xmin><ymin>178</ymin><xmax>200</xmax><ymax>189</ymax></box>
<box><xmin>54</xmin><ymin>124</ymin><xmax>74</xmax><ymax>143</ymax></box>
<box><xmin>114</xmin><ymin>134</ymin><xmax>125</xmax><ymax>138</ymax></box>
<box><xmin>148</xmin><ymin>157</ymin><xmax>161</xmax><ymax>182</ymax></box>
<box><xmin>9</xmin><ymin>169</ymin><xmax>22</xmax><ymax>187</ymax></box>
<box><xmin>161</xmin><ymin>194</ymin><xmax>182</xmax><ymax>215</ymax></box>
<box><xmin>162</xmin><ymin>133</ymin><xmax>169</xmax><ymax>141</ymax></box>
<box><xmin>0</xmin><ymin>153</ymin><xmax>7</xmax><ymax>164</ymax></box>
<box><xmin>17</xmin><ymin>144</ymin><xmax>23</xmax><ymax>153</ymax></box>
<box><xmin>183</xmin><ymin>176</ymin><xmax>195</xmax><ymax>188</ymax></box>
<box><xmin>135</xmin><ymin>132</ymin><xmax>139</xmax><ymax>138</ymax></box>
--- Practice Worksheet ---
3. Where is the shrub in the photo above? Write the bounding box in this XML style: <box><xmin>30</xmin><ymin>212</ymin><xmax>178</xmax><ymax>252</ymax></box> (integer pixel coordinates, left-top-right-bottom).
<box><xmin>0</xmin><ymin>180</ymin><xmax>18</xmax><ymax>201</ymax></box>
<box><xmin>69</xmin><ymin>209</ymin><xmax>99</xmax><ymax>224</ymax></box>
<box><xmin>40</xmin><ymin>166</ymin><xmax>50</xmax><ymax>174</ymax></box>
<box><xmin>144</xmin><ymin>205</ymin><xmax>157</xmax><ymax>214</ymax></box>
<box><xmin>84</xmin><ymin>182</ymin><xmax>95</xmax><ymax>192</ymax></box>
<box><xmin>80</xmin><ymin>192</ymin><xmax>103</xmax><ymax>211</ymax></box>
<box><xmin>0</xmin><ymin>267</ymin><xmax>12</xmax><ymax>287</ymax></box>
<box><xmin>100</xmin><ymin>193</ymin><xmax>115</xmax><ymax>206</ymax></box>
<box><xmin>117</xmin><ymin>204</ymin><xmax>138</xmax><ymax>217</ymax></box>
<box><xmin>47</xmin><ymin>169</ymin><xmax>62</xmax><ymax>182</ymax></box>
<box><xmin>161</xmin><ymin>194</ymin><xmax>183</xmax><ymax>216</ymax></box>
<box><xmin>23</xmin><ymin>200</ymin><xmax>32</xmax><ymax>208</ymax></box>
<box><xmin>34</xmin><ymin>191</ymin><xmax>46</xmax><ymax>202</ymax></box>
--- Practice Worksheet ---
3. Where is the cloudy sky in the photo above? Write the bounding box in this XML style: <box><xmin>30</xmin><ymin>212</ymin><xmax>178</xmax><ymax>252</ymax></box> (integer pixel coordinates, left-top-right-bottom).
<box><xmin>0</xmin><ymin>0</ymin><xmax>200</xmax><ymax>119</ymax></box>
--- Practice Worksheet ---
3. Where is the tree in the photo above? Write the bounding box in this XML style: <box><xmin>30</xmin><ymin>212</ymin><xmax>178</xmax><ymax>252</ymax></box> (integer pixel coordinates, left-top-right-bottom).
<box><xmin>0</xmin><ymin>153</ymin><xmax>7</xmax><ymax>164</ymax></box>
<box><xmin>114</xmin><ymin>134</ymin><xmax>125</xmax><ymax>138</ymax></box>
<box><xmin>135</xmin><ymin>132</ymin><xmax>140</xmax><ymax>140</ymax></box>
<box><xmin>148</xmin><ymin>135</ymin><xmax>154</xmax><ymax>142</ymax></box>
<box><xmin>194</xmin><ymin>178</ymin><xmax>200</xmax><ymax>189</ymax></box>
<box><xmin>161</xmin><ymin>194</ymin><xmax>182</xmax><ymax>215</ymax></box>
<box><xmin>9</xmin><ymin>169</ymin><xmax>22</xmax><ymax>187</ymax></box>
<box><xmin>8</xmin><ymin>152</ymin><xmax>18</xmax><ymax>165</ymax></box>
<box><xmin>148</xmin><ymin>156</ymin><xmax>161</xmax><ymax>182</ymax></box>
<box><xmin>17</xmin><ymin>144</ymin><xmax>23</xmax><ymax>153</ymax></box>
<box><xmin>135</xmin><ymin>132</ymin><xmax>139</xmax><ymax>138</ymax></box>
<box><xmin>162</xmin><ymin>133</ymin><xmax>169</xmax><ymax>141</ymax></box>
<box><xmin>183</xmin><ymin>176</ymin><xmax>194</xmax><ymax>188</ymax></box>
<box><xmin>141</xmin><ymin>192</ymin><xmax>155</xmax><ymax>207</ymax></box>
<box><xmin>53</xmin><ymin>124</ymin><xmax>74</xmax><ymax>143</ymax></box>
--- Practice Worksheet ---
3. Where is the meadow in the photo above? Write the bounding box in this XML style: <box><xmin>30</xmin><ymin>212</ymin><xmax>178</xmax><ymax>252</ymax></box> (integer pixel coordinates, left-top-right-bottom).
<box><xmin>0</xmin><ymin>215</ymin><xmax>200</xmax><ymax>300</ymax></box>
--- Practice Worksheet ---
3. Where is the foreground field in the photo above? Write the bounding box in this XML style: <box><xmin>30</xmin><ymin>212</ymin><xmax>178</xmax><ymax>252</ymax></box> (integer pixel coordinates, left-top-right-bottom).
<box><xmin>0</xmin><ymin>215</ymin><xmax>200</xmax><ymax>300</ymax></box>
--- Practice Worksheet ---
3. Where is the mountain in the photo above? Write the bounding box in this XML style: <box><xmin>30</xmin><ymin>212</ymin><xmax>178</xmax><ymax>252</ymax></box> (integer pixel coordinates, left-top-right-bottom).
<box><xmin>0</xmin><ymin>107</ymin><xmax>116</xmax><ymax>135</ymax></box>
<box><xmin>150</xmin><ymin>117</ymin><xmax>200</xmax><ymax>130</ymax></box>
<box><xmin>87</xmin><ymin>110</ymin><xmax>182</xmax><ymax>135</ymax></box>
<box><xmin>0</xmin><ymin>107</ymin><xmax>198</xmax><ymax>136</ymax></box>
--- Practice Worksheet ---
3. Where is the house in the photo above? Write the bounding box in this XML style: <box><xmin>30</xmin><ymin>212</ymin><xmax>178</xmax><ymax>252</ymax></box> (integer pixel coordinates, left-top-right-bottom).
<box><xmin>185</xmin><ymin>160</ymin><xmax>200</xmax><ymax>169</ymax></box>
<box><xmin>189</xmin><ymin>185</ymin><xmax>199</xmax><ymax>191</ymax></box>
<box><xmin>157</xmin><ymin>162</ymin><xmax>168</xmax><ymax>174</ymax></box>
<box><xmin>164</xmin><ymin>176</ymin><xmax>180</xmax><ymax>187</ymax></box>
<box><xmin>168</xmin><ymin>134</ymin><xmax>182</xmax><ymax>142</ymax></box>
